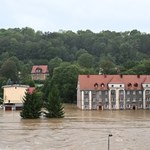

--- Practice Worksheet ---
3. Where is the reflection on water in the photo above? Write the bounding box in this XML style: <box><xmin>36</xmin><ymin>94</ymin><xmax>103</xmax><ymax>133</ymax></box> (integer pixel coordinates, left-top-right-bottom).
<box><xmin>0</xmin><ymin>104</ymin><xmax>150</xmax><ymax>150</ymax></box>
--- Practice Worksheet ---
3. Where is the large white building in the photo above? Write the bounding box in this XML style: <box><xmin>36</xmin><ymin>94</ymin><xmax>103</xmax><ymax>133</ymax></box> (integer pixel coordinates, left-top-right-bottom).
<box><xmin>77</xmin><ymin>75</ymin><xmax>150</xmax><ymax>110</ymax></box>
<box><xmin>2</xmin><ymin>85</ymin><xmax>29</xmax><ymax>110</ymax></box>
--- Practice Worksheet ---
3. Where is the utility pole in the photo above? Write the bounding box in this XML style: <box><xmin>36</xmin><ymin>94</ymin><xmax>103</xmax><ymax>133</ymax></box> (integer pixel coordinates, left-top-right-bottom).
<box><xmin>108</xmin><ymin>134</ymin><xmax>113</xmax><ymax>150</ymax></box>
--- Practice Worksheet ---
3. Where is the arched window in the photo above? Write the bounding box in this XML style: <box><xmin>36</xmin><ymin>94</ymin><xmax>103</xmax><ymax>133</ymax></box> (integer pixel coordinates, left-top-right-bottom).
<box><xmin>127</xmin><ymin>83</ymin><xmax>132</xmax><ymax>87</ymax></box>
<box><xmin>100</xmin><ymin>83</ymin><xmax>105</xmax><ymax>87</ymax></box>
<box><xmin>35</xmin><ymin>68</ymin><xmax>42</xmax><ymax>73</ymax></box>
<box><xmin>134</xmin><ymin>83</ymin><xmax>138</xmax><ymax>87</ymax></box>
<box><xmin>94</xmin><ymin>83</ymin><xmax>98</xmax><ymax>88</ymax></box>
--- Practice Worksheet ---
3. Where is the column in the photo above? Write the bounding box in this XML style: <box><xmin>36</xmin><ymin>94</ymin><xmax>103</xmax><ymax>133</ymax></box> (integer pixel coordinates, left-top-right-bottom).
<box><xmin>89</xmin><ymin>91</ymin><xmax>92</xmax><ymax>110</ymax></box>
<box><xmin>143</xmin><ymin>89</ymin><xmax>146</xmax><ymax>109</ymax></box>
<box><xmin>116</xmin><ymin>89</ymin><xmax>119</xmax><ymax>109</ymax></box>
<box><xmin>108</xmin><ymin>89</ymin><xmax>112</xmax><ymax>109</ymax></box>
<box><xmin>81</xmin><ymin>91</ymin><xmax>84</xmax><ymax>110</ymax></box>
<box><xmin>123</xmin><ymin>90</ymin><xmax>126</xmax><ymax>109</ymax></box>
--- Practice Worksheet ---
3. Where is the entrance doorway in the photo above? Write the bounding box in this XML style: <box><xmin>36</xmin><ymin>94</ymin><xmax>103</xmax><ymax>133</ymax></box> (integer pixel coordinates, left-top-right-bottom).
<box><xmin>99</xmin><ymin>105</ymin><xmax>102</xmax><ymax>110</ymax></box>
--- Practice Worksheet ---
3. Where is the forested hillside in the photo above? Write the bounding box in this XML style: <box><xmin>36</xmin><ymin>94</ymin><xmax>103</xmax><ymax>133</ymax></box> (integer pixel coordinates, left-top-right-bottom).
<box><xmin>0</xmin><ymin>27</ymin><xmax>150</xmax><ymax>103</ymax></box>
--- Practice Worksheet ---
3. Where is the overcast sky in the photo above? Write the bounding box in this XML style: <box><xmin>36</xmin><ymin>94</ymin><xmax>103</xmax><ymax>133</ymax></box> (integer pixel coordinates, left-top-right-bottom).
<box><xmin>0</xmin><ymin>0</ymin><xmax>150</xmax><ymax>33</ymax></box>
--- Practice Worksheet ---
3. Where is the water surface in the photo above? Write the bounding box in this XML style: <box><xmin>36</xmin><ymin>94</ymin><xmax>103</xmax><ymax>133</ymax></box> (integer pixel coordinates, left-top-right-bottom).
<box><xmin>0</xmin><ymin>104</ymin><xmax>150</xmax><ymax>150</ymax></box>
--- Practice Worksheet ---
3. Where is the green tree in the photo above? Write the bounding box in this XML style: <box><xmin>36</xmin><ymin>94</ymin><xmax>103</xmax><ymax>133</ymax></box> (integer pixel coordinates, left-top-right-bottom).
<box><xmin>0</xmin><ymin>59</ymin><xmax>18</xmax><ymax>82</ymax></box>
<box><xmin>20</xmin><ymin>91</ymin><xmax>43</xmax><ymax>119</ymax></box>
<box><xmin>99</xmin><ymin>57</ymin><xmax>117</xmax><ymax>74</ymax></box>
<box><xmin>48</xmin><ymin>57</ymin><xmax>62</xmax><ymax>73</ymax></box>
<box><xmin>44</xmin><ymin>85</ymin><xmax>64</xmax><ymax>118</ymax></box>
<box><xmin>77</xmin><ymin>53</ymin><xmax>95</xmax><ymax>68</ymax></box>
<box><xmin>51</xmin><ymin>64</ymin><xmax>80</xmax><ymax>103</ymax></box>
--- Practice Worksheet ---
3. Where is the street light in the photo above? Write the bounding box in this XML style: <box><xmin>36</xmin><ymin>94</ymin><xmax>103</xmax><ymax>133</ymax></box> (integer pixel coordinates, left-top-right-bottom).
<box><xmin>108</xmin><ymin>134</ymin><xmax>113</xmax><ymax>150</ymax></box>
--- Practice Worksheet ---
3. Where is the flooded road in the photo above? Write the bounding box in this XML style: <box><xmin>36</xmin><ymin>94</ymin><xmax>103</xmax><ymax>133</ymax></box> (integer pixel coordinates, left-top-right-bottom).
<box><xmin>0</xmin><ymin>104</ymin><xmax>150</xmax><ymax>150</ymax></box>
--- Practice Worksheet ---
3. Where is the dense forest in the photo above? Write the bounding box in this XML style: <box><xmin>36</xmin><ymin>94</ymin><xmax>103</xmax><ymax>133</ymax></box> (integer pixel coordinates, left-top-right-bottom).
<box><xmin>0</xmin><ymin>27</ymin><xmax>150</xmax><ymax>103</ymax></box>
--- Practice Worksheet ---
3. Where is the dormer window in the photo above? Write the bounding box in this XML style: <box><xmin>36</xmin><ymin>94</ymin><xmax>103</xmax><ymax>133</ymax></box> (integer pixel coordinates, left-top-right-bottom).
<box><xmin>94</xmin><ymin>83</ymin><xmax>98</xmax><ymax>88</ymax></box>
<box><xmin>128</xmin><ymin>83</ymin><xmax>132</xmax><ymax>87</ymax></box>
<box><xmin>100</xmin><ymin>83</ymin><xmax>105</xmax><ymax>87</ymax></box>
<box><xmin>35</xmin><ymin>68</ymin><xmax>42</xmax><ymax>73</ymax></box>
<box><xmin>134</xmin><ymin>83</ymin><xmax>138</xmax><ymax>87</ymax></box>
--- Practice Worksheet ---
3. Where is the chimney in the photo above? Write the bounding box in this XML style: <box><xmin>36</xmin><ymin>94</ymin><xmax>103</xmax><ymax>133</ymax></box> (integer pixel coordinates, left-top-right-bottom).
<box><xmin>104</xmin><ymin>74</ymin><xmax>107</xmax><ymax>78</ymax></box>
<box><xmin>137</xmin><ymin>75</ymin><xmax>140</xmax><ymax>78</ymax></box>
<box><xmin>87</xmin><ymin>75</ymin><xmax>90</xmax><ymax>78</ymax></box>
<box><xmin>120</xmin><ymin>74</ymin><xmax>123</xmax><ymax>78</ymax></box>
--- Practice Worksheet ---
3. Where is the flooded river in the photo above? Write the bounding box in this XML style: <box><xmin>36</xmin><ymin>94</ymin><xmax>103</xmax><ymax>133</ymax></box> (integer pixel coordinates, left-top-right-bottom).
<box><xmin>0</xmin><ymin>104</ymin><xmax>150</xmax><ymax>150</ymax></box>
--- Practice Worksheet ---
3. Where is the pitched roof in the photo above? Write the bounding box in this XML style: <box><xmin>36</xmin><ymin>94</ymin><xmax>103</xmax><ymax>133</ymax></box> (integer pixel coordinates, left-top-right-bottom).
<box><xmin>27</xmin><ymin>87</ymin><xmax>36</xmax><ymax>94</ymax></box>
<box><xmin>31</xmin><ymin>65</ymin><xmax>49</xmax><ymax>74</ymax></box>
<box><xmin>78</xmin><ymin>75</ymin><xmax>150</xmax><ymax>90</ymax></box>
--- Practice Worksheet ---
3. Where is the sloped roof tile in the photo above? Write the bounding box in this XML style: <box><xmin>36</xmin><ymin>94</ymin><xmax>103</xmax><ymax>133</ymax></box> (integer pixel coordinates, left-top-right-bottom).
<box><xmin>78</xmin><ymin>75</ymin><xmax>150</xmax><ymax>90</ymax></box>
<box><xmin>31</xmin><ymin>65</ymin><xmax>49</xmax><ymax>74</ymax></box>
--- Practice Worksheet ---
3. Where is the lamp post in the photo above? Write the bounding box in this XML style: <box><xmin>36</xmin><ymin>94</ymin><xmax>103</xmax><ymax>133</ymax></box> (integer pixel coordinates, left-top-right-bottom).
<box><xmin>108</xmin><ymin>134</ymin><xmax>113</xmax><ymax>150</ymax></box>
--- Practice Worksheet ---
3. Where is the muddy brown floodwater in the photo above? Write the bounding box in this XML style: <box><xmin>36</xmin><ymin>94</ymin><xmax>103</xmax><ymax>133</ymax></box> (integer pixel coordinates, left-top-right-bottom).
<box><xmin>0</xmin><ymin>104</ymin><xmax>150</xmax><ymax>150</ymax></box>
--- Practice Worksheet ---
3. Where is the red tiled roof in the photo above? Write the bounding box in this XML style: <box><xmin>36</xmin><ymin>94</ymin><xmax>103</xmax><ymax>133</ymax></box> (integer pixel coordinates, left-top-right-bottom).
<box><xmin>31</xmin><ymin>65</ymin><xmax>49</xmax><ymax>74</ymax></box>
<box><xmin>27</xmin><ymin>87</ymin><xmax>36</xmax><ymax>94</ymax></box>
<box><xmin>78</xmin><ymin>75</ymin><xmax>150</xmax><ymax>90</ymax></box>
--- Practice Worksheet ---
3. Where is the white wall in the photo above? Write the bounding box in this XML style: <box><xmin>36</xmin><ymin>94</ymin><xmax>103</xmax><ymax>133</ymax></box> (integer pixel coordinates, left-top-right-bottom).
<box><xmin>3</xmin><ymin>85</ymin><xmax>29</xmax><ymax>104</ymax></box>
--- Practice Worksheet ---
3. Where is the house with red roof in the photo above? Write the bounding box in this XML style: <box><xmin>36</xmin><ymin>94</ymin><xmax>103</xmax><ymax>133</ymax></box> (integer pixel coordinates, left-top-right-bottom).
<box><xmin>2</xmin><ymin>85</ymin><xmax>36</xmax><ymax>111</ymax></box>
<box><xmin>77</xmin><ymin>75</ymin><xmax>150</xmax><ymax>110</ymax></box>
<box><xmin>31</xmin><ymin>65</ymin><xmax>49</xmax><ymax>81</ymax></box>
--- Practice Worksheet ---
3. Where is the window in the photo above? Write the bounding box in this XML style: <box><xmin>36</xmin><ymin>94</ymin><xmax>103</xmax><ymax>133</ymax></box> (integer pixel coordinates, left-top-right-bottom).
<box><xmin>105</xmin><ymin>98</ymin><xmax>108</xmax><ymax>102</ymax></box>
<box><xmin>105</xmin><ymin>91</ymin><xmax>108</xmax><ymax>95</ymax></box>
<box><xmin>84</xmin><ymin>91</ymin><xmax>89</xmax><ymax>95</ymax></box>
<box><xmin>127</xmin><ymin>98</ymin><xmax>130</xmax><ymax>102</ymax></box>
<box><xmin>94</xmin><ymin>83</ymin><xmax>98</xmax><ymax>88</ymax></box>
<box><xmin>139</xmin><ymin>91</ymin><xmax>142</xmax><ymax>94</ymax></box>
<box><xmin>128</xmin><ymin>83</ymin><xmax>132</xmax><ymax>87</ymax></box>
<box><xmin>146</xmin><ymin>85</ymin><xmax>148</xmax><ymax>87</ymax></box>
<box><xmin>146</xmin><ymin>90</ymin><xmax>150</xmax><ymax>94</ymax></box>
<box><xmin>120</xmin><ymin>85</ymin><xmax>122</xmax><ymax>87</ymax></box>
<box><xmin>85</xmin><ymin>98</ymin><xmax>89</xmax><ymax>102</ymax></box>
<box><xmin>112</xmin><ymin>105</ymin><xmax>116</xmax><ymax>108</ymax></box>
<box><xmin>111</xmin><ymin>85</ymin><xmax>114</xmax><ymax>87</ymax></box>
<box><xmin>133</xmin><ymin>91</ymin><xmax>136</xmax><ymax>95</ymax></box>
<box><xmin>36</xmin><ymin>68</ymin><xmax>42</xmax><ymax>73</ymax></box>
<box><xmin>99</xmin><ymin>98</ymin><xmax>102</xmax><ymax>102</ymax></box>
<box><xmin>139</xmin><ymin>98</ymin><xmax>142</xmax><ymax>101</ymax></box>
<box><xmin>92</xmin><ymin>91</ymin><xmax>96</xmax><ymax>95</ymax></box>
<box><xmin>127</xmin><ymin>91</ymin><xmax>130</xmax><ymax>95</ymax></box>
<box><xmin>100</xmin><ymin>83</ymin><xmax>105</xmax><ymax>87</ymax></box>
<box><xmin>93</xmin><ymin>98</ymin><xmax>96</xmax><ymax>102</ymax></box>
<box><xmin>111</xmin><ymin>90</ymin><xmax>115</xmax><ymax>95</ymax></box>
<box><xmin>126</xmin><ymin>104</ymin><xmax>130</xmax><ymax>108</ymax></box>
<box><xmin>120</xmin><ymin>104</ymin><xmax>124</xmax><ymax>108</ymax></box>
<box><xmin>119</xmin><ymin>97</ymin><xmax>124</xmax><ymax>101</ymax></box>
<box><xmin>119</xmin><ymin>90</ymin><xmax>124</xmax><ymax>95</ymax></box>
<box><xmin>105</xmin><ymin>104</ymin><xmax>108</xmax><ymax>108</ymax></box>
<box><xmin>134</xmin><ymin>83</ymin><xmax>138</xmax><ymax>87</ymax></box>
<box><xmin>133</xmin><ymin>98</ymin><xmax>136</xmax><ymax>102</ymax></box>
<box><xmin>111</xmin><ymin>98</ymin><xmax>115</xmax><ymax>102</ymax></box>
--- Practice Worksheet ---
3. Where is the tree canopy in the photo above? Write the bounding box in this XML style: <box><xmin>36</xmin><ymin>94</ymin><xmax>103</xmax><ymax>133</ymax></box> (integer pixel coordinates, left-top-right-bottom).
<box><xmin>1</xmin><ymin>27</ymin><xmax>150</xmax><ymax>103</ymax></box>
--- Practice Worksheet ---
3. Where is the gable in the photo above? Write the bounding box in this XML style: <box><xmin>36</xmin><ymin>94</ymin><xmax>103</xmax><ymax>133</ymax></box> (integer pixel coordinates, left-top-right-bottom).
<box><xmin>31</xmin><ymin>65</ymin><xmax>49</xmax><ymax>74</ymax></box>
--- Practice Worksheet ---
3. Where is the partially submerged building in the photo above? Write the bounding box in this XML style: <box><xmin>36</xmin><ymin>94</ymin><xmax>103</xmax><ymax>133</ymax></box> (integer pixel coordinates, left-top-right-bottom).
<box><xmin>77</xmin><ymin>75</ymin><xmax>150</xmax><ymax>110</ymax></box>
<box><xmin>2</xmin><ymin>85</ymin><xmax>35</xmax><ymax>110</ymax></box>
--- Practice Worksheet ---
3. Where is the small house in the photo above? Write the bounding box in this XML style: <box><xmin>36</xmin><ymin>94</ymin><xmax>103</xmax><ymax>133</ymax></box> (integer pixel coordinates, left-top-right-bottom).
<box><xmin>2</xmin><ymin>85</ymin><xmax>29</xmax><ymax>110</ymax></box>
<box><xmin>31</xmin><ymin>65</ymin><xmax>49</xmax><ymax>81</ymax></box>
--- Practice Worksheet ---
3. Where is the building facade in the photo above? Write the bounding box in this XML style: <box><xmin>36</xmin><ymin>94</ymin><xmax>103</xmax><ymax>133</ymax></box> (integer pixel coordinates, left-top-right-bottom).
<box><xmin>77</xmin><ymin>75</ymin><xmax>150</xmax><ymax>110</ymax></box>
<box><xmin>31</xmin><ymin>65</ymin><xmax>49</xmax><ymax>81</ymax></box>
<box><xmin>2</xmin><ymin>85</ymin><xmax>30</xmax><ymax>110</ymax></box>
